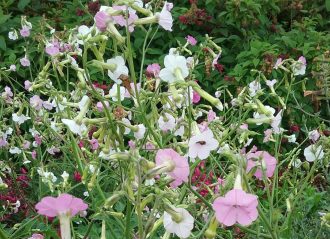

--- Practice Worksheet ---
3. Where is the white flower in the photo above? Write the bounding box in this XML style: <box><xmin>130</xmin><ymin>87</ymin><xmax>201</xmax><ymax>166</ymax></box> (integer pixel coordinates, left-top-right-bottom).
<box><xmin>271</xmin><ymin>110</ymin><xmax>283</xmax><ymax>134</ymax></box>
<box><xmin>156</xmin><ymin>2</ymin><xmax>173</xmax><ymax>31</ymax></box>
<box><xmin>122</xmin><ymin>118</ymin><xmax>132</xmax><ymax>135</ymax></box>
<box><xmin>9</xmin><ymin>147</ymin><xmax>22</xmax><ymax>154</ymax></box>
<box><xmin>61</xmin><ymin>171</ymin><xmax>69</xmax><ymax>182</ymax></box>
<box><xmin>144</xmin><ymin>178</ymin><xmax>155</xmax><ymax>186</ymax></box>
<box><xmin>159</xmin><ymin>54</ymin><xmax>189</xmax><ymax>83</ymax></box>
<box><xmin>174</xmin><ymin>125</ymin><xmax>185</xmax><ymax>137</ymax></box>
<box><xmin>83</xmin><ymin>191</ymin><xmax>89</xmax><ymax>197</ymax></box>
<box><xmin>188</xmin><ymin>129</ymin><xmax>219</xmax><ymax>160</ymax></box>
<box><xmin>78</xmin><ymin>95</ymin><xmax>90</xmax><ymax>110</ymax></box>
<box><xmin>287</xmin><ymin>134</ymin><xmax>297</xmax><ymax>143</ymax></box>
<box><xmin>292</xmin><ymin>158</ymin><xmax>302</xmax><ymax>168</ymax></box>
<box><xmin>8</xmin><ymin>31</ymin><xmax>18</xmax><ymax>40</ymax></box>
<box><xmin>304</xmin><ymin>144</ymin><xmax>324</xmax><ymax>162</ymax></box>
<box><xmin>266</xmin><ymin>79</ymin><xmax>277</xmax><ymax>88</ymax></box>
<box><xmin>134</xmin><ymin>124</ymin><xmax>146</xmax><ymax>140</ymax></box>
<box><xmin>158</xmin><ymin>113</ymin><xmax>176</xmax><ymax>131</ymax></box>
<box><xmin>253</xmin><ymin>106</ymin><xmax>275</xmax><ymax>126</ymax></box>
<box><xmin>248</xmin><ymin>80</ymin><xmax>261</xmax><ymax>97</ymax></box>
<box><xmin>61</xmin><ymin>119</ymin><xmax>87</xmax><ymax>137</ymax></box>
<box><xmin>107</xmin><ymin>56</ymin><xmax>129</xmax><ymax>84</ymax></box>
<box><xmin>12</xmin><ymin>113</ymin><xmax>30</xmax><ymax>125</ymax></box>
<box><xmin>77</xmin><ymin>25</ymin><xmax>92</xmax><ymax>44</ymax></box>
<box><xmin>163</xmin><ymin>207</ymin><xmax>194</xmax><ymax>239</ymax></box>
<box><xmin>109</xmin><ymin>84</ymin><xmax>126</xmax><ymax>101</ymax></box>
<box><xmin>292</xmin><ymin>56</ymin><xmax>306</xmax><ymax>76</ymax></box>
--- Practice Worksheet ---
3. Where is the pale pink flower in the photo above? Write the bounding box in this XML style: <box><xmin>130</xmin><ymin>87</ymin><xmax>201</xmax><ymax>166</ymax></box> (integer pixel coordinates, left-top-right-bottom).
<box><xmin>20</xmin><ymin>56</ymin><xmax>30</xmax><ymax>67</ymax></box>
<box><xmin>45</xmin><ymin>44</ymin><xmax>60</xmax><ymax>56</ymax></box>
<box><xmin>246</xmin><ymin>151</ymin><xmax>277</xmax><ymax>179</ymax></box>
<box><xmin>2</xmin><ymin>86</ymin><xmax>13</xmax><ymax>103</ymax></box>
<box><xmin>186</xmin><ymin>35</ymin><xmax>197</xmax><ymax>46</ymax></box>
<box><xmin>30</xmin><ymin>95</ymin><xmax>43</xmax><ymax>110</ymax></box>
<box><xmin>24</xmin><ymin>80</ymin><xmax>32</xmax><ymax>91</ymax></box>
<box><xmin>28</xmin><ymin>233</ymin><xmax>44</xmax><ymax>239</ymax></box>
<box><xmin>213</xmin><ymin>189</ymin><xmax>258</xmax><ymax>226</ymax></box>
<box><xmin>263</xmin><ymin>129</ymin><xmax>273</xmax><ymax>143</ymax></box>
<box><xmin>42</xmin><ymin>101</ymin><xmax>54</xmax><ymax>110</ymax></box>
<box><xmin>155</xmin><ymin>148</ymin><xmax>189</xmax><ymax>188</ymax></box>
<box><xmin>112</xmin><ymin>5</ymin><xmax>138</xmax><ymax>32</ymax></box>
<box><xmin>31</xmin><ymin>150</ymin><xmax>37</xmax><ymax>159</ymax></box>
<box><xmin>207</xmin><ymin>110</ymin><xmax>216</xmax><ymax>122</ymax></box>
<box><xmin>266</xmin><ymin>79</ymin><xmax>277</xmax><ymax>88</ymax></box>
<box><xmin>94</xmin><ymin>10</ymin><xmax>112</xmax><ymax>31</ymax></box>
<box><xmin>273</xmin><ymin>58</ymin><xmax>282</xmax><ymax>69</ymax></box>
<box><xmin>308</xmin><ymin>129</ymin><xmax>320</xmax><ymax>142</ymax></box>
<box><xmin>128</xmin><ymin>140</ymin><xmax>136</xmax><ymax>149</ymax></box>
<box><xmin>144</xmin><ymin>141</ymin><xmax>155</xmax><ymax>151</ymax></box>
<box><xmin>0</xmin><ymin>138</ymin><xmax>8</xmax><ymax>147</ymax></box>
<box><xmin>35</xmin><ymin>193</ymin><xmax>88</xmax><ymax>217</ymax></box>
<box><xmin>22</xmin><ymin>140</ymin><xmax>31</xmax><ymax>149</ymax></box>
<box><xmin>271</xmin><ymin>110</ymin><xmax>282</xmax><ymax>134</ymax></box>
<box><xmin>292</xmin><ymin>56</ymin><xmax>306</xmax><ymax>76</ymax></box>
<box><xmin>89</xmin><ymin>138</ymin><xmax>99</xmax><ymax>150</ymax></box>
<box><xmin>165</xmin><ymin>2</ymin><xmax>174</xmax><ymax>11</ymax></box>
<box><xmin>212</xmin><ymin>53</ymin><xmax>221</xmax><ymax>67</ymax></box>
<box><xmin>96</xmin><ymin>101</ymin><xmax>109</xmax><ymax>112</ymax></box>
<box><xmin>157</xmin><ymin>2</ymin><xmax>173</xmax><ymax>31</ymax></box>
<box><xmin>146</xmin><ymin>63</ymin><xmax>161</xmax><ymax>78</ymax></box>
<box><xmin>158</xmin><ymin>113</ymin><xmax>176</xmax><ymax>131</ymax></box>
<box><xmin>20</xmin><ymin>26</ymin><xmax>30</xmax><ymax>37</ymax></box>
<box><xmin>188</xmin><ymin>129</ymin><xmax>219</xmax><ymax>160</ymax></box>
<box><xmin>34</xmin><ymin>134</ymin><xmax>42</xmax><ymax>146</ymax></box>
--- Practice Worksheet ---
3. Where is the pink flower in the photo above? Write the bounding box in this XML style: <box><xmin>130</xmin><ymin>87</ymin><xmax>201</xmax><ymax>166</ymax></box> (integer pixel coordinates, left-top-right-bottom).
<box><xmin>192</xmin><ymin>91</ymin><xmax>201</xmax><ymax>104</ymax></box>
<box><xmin>112</xmin><ymin>6</ymin><xmax>138</xmax><ymax>32</ymax></box>
<box><xmin>263</xmin><ymin>129</ymin><xmax>273</xmax><ymax>143</ymax></box>
<box><xmin>31</xmin><ymin>150</ymin><xmax>37</xmax><ymax>159</ymax></box>
<box><xmin>146</xmin><ymin>63</ymin><xmax>161</xmax><ymax>78</ymax></box>
<box><xmin>246</xmin><ymin>151</ymin><xmax>277</xmax><ymax>179</ymax></box>
<box><xmin>20</xmin><ymin>57</ymin><xmax>30</xmax><ymax>67</ymax></box>
<box><xmin>30</xmin><ymin>95</ymin><xmax>43</xmax><ymax>110</ymax></box>
<box><xmin>89</xmin><ymin>138</ymin><xmax>99</xmax><ymax>150</ymax></box>
<box><xmin>188</xmin><ymin>130</ymin><xmax>219</xmax><ymax>160</ymax></box>
<box><xmin>45</xmin><ymin>44</ymin><xmax>60</xmax><ymax>56</ymax></box>
<box><xmin>213</xmin><ymin>189</ymin><xmax>258</xmax><ymax>226</ymax></box>
<box><xmin>0</xmin><ymin>138</ymin><xmax>8</xmax><ymax>147</ymax></box>
<box><xmin>207</xmin><ymin>110</ymin><xmax>216</xmax><ymax>122</ymax></box>
<box><xmin>24</xmin><ymin>80</ymin><xmax>32</xmax><ymax>91</ymax></box>
<box><xmin>20</xmin><ymin>26</ymin><xmax>30</xmax><ymax>37</ymax></box>
<box><xmin>157</xmin><ymin>2</ymin><xmax>173</xmax><ymax>31</ymax></box>
<box><xmin>96</xmin><ymin>101</ymin><xmax>109</xmax><ymax>112</ymax></box>
<box><xmin>155</xmin><ymin>148</ymin><xmax>189</xmax><ymax>188</ymax></box>
<box><xmin>158</xmin><ymin>113</ymin><xmax>176</xmax><ymax>131</ymax></box>
<box><xmin>28</xmin><ymin>234</ymin><xmax>44</xmax><ymax>239</ymax></box>
<box><xmin>128</xmin><ymin>140</ymin><xmax>136</xmax><ymax>149</ymax></box>
<box><xmin>35</xmin><ymin>193</ymin><xmax>88</xmax><ymax>217</ymax></box>
<box><xmin>94</xmin><ymin>10</ymin><xmax>112</xmax><ymax>31</ymax></box>
<box><xmin>308</xmin><ymin>129</ymin><xmax>320</xmax><ymax>142</ymax></box>
<box><xmin>186</xmin><ymin>35</ymin><xmax>197</xmax><ymax>46</ymax></box>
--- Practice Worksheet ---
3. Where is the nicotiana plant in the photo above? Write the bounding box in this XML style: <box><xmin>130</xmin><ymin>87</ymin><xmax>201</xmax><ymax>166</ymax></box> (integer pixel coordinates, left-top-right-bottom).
<box><xmin>0</xmin><ymin>1</ymin><xmax>329</xmax><ymax>239</ymax></box>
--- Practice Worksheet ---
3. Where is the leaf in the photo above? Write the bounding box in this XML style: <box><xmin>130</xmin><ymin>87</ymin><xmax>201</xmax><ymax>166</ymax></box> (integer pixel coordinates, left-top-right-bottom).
<box><xmin>18</xmin><ymin>0</ymin><xmax>31</xmax><ymax>11</ymax></box>
<box><xmin>0</xmin><ymin>36</ymin><xmax>6</xmax><ymax>51</ymax></box>
<box><xmin>326</xmin><ymin>0</ymin><xmax>330</xmax><ymax>11</ymax></box>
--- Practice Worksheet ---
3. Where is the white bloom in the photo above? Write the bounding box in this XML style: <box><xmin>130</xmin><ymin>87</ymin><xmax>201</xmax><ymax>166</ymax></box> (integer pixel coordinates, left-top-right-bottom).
<box><xmin>266</xmin><ymin>79</ymin><xmax>277</xmax><ymax>88</ymax></box>
<box><xmin>61</xmin><ymin>171</ymin><xmax>69</xmax><ymax>182</ymax></box>
<box><xmin>8</xmin><ymin>31</ymin><xmax>18</xmax><ymax>40</ymax></box>
<box><xmin>253</xmin><ymin>106</ymin><xmax>275</xmax><ymax>126</ymax></box>
<box><xmin>188</xmin><ymin>129</ymin><xmax>219</xmax><ymax>160</ymax></box>
<box><xmin>292</xmin><ymin>56</ymin><xmax>306</xmax><ymax>76</ymax></box>
<box><xmin>248</xmin><ymin>80</ymin><xmax>262</xmax><ymax>97</ymax></box>
<box><xmin>109</xmin><ymin>84</ymin><xmax>126</xmax><ymax>101</ymax></box>
<box><xmin>122</xmin><ymin>118</ymin><xmax>131</xmax><ymax>135</ymax></box>
<box><xmin>107</xmin><ymin>56</ymin><xmax>129</xmax><ymax>84</ymax></box>
<box><xmin>159</xmin><ymin>55</ymin><xmax>189</xmax><ymax>83</ymax></box>
<box><xmin>83</xmin><ymin>191</ymin><xmax>89</xmax><ymax>197</ymax></box>
<box><xmin>12</xmin><ymin>113</ymin><xmax>30</xmax><ymax>125</ymax></box>
<box><xmin>144</xmin><ymin>178</ymin><xmax>155</xmax><ymax>186</ymax></box>
<box><xmin>158</xmin><ymin>113</ymin><xmax>176</xmax><ymax>131</ymax></box>
<box><xmin>9</xmin><ymin>147</ymin><xmax>22</xmax><ymax>154</ymax></box>
<box><xmin>61</xmin><ymin>119</ymin><xmax>87</xmax><ymax>137</ymax></box>
<box><xmin>292</xmin><ymin>158</ymin><xmax>302</xmax><ymax>168</ymax></box>
<box><xmin>287</xmin><ymin>134</ymin><xmax>297</xmax><ymax>143</ymax></box>
<box><xmin>174</xmin><ymin>125</ymin><xmax>185</xmax><ymax>137</ymax></box>
<box><xmin>134</xmin><ymin>124</ymin><xmax>146</xmax><ymax>140</ymax></box>
<box><xmin>304</xmin><ymin>144</ymin><xmax>324</xmax><ymax>162</ymax></box>
<box><xmin>77</xmin><ymin>25</ymin><xmax>92</xmax><ymax>44</ymax></box>
<box><xmin>163</xmin><ymin>207</ymin><xmax>194</xmax><ymax>239</ymax></box>
<box><xmin>78</xmin><ymin>95</ymin><xmax>90</xmax><ymax>110</ymax></box>
<box><xmin>271</xmin><ymin>110</ymin><xmax>283</xmax><ymax>134</ymax></box>
<box><xmin>156</xmin><ymin>2</ymin><xmax>173</xmax><ymax>31</ymax></box>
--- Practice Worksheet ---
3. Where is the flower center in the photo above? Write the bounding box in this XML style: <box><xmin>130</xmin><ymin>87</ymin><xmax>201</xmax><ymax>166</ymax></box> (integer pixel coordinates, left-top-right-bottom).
<box><xmin>197</xmin><ymin>141</ymin><xmax>206</xmax><ymax>145</ymax></box>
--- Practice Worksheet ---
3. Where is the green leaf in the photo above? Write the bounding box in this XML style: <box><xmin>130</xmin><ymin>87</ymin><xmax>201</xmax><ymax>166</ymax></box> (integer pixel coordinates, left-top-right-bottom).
<box><xmin>18</xmin><ymin>0</ymin><xmax>31</xmax><ymax>11</ymax></box>
<box><xmin>0</xmin><ymin>36</ymin><xmax>6</xmax><ymax>51</ymax></box>
<box><xmin>326</xmin><ymin>0</ymin><xmax>330</xmax><ymax>11</ymax></box>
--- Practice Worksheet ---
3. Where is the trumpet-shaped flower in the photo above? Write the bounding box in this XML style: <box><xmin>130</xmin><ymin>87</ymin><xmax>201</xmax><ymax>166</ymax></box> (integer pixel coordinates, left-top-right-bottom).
<box><xmin>134</xmin><ymin>124</ymin><xmax>146</xmax><ymax>140</ymax></box>
<box><xmin>188</xmin><ymin>129</ymin><xmax>219</xmax><ymax>160</ymax></box>
<box><xmin>158</xmin><ymin>113</ymin><xmax>176</xmax><ymax>131</ymax></box>
<box><xmin>155</xmin><ymin>148</ymin><xmax>189</xmax><ymax>188</ymax></box>
<box><xmin>246</xmin><ymin>151</ymin><xmax>277</xmax><ymax>179</ymax></box>
<box><xmin>62</xmin><ymin>119</ymin><xmax>87</xmax><ymax>137</ymax></box>
<box><xmin>159</xmin><ymin>55</ymin><xmax>189</xmax><ymax>83</ymax></box>
<box><xmin>163</xmin><ymin>207</ymin><xmax>194</xmax><ymax>238</ymax></box>
<box><xmin>304</xmin><ymin>144</ymin><xmax>324</xmax><ymax>162</ymax></box>
<box><xmin>107</xmin><ymin>56</ymin><xmax>129</xmax><ymax>84</ymax></box>
<box><xmin>213</xmin><ymin>189</ymin><xmax>258</xmax><ymax>226</ymax></box>
<box><xmin>94</xmin><ymin>10</ymin><xmax>112</xmax><ymax>31</ymax></box>
<box><xmin>156</xmin><ymin>2</ymin><xmax>173</xmax><ymax>31</ymax></box>
<box><xmin>109</xmin><ymin>84</ymin><xmax>126</xmax><ymax>101</ymax></box>
<box><xmin>292</xmin><ymin>56</ymin><xmax>306</xmax><ymax>76</ymax></box>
